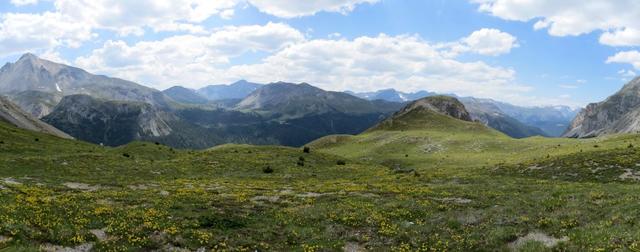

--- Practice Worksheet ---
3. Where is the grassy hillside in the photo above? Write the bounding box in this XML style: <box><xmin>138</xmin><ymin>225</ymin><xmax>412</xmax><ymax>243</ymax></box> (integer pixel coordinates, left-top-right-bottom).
<box><xmin>308</xmin><ymin>112</ymin><xmax>640</xmax><ymax>251</ymax></box>
<box><xmin>4</xmin><ymin>110</ymin><xmax>640</xmax><ymax>251</ymax></box>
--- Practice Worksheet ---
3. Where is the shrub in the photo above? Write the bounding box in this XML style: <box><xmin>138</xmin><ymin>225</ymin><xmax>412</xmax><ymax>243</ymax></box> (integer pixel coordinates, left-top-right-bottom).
<box><xmin>298</xmin><ymin>156</ymin><xmax>305</xmax><ymax>162</ymax></box>
<box><xmin>629</xmin><ymin>143</ymin><xmax>634</xmax><ymax>149</ymax></box>
<box><xmin>336</xmin><ymin>160</ymin><xmax>346</xmax><ymax>165</ymax></box>
<box><xmin>262</xmin><ymin>166</ymin><xmax>274</xmax><ymax>174</ymax></box>
<box><xmin>122</xmin><ymin>153</ymin><xmax>131</xmax><ymax>158</ymax></box>
<box><xmin>303</xmin><ymin>146</ymin><xmax>310</xmax><ymax>153</ymax></box>
<box><xmin>34</xmin><ymin>138</ymin><xmax>39</xmax><ymax>142</ymax></box>
<box><xmin>297</xmin><ymin>160</ymin><xmax>305</xmax><ymax>167</ymax></box>
<box><xmin>155</xmin><ymin>142</ymin><xmax>160</xmax><ymax>145</ymax></box>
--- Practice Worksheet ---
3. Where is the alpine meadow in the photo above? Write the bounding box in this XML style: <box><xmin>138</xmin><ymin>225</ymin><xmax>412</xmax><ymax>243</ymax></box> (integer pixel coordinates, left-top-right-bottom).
<box><xmin>2</xmin><ymin>1</ymin><xmax>640</xmax><ymax>251</ymax></box>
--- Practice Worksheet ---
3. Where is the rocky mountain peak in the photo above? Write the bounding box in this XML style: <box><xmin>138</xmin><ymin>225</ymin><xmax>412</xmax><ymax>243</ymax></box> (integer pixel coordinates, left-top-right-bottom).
<box><xmin>396</xmin><ymin>95</ymin><xmax>473</xmax><ymax>122</ymax></box>
<box><xmin>563</xmin><ymin>76</ymin><xmax>640</xmax><ymax>138</ymax></box>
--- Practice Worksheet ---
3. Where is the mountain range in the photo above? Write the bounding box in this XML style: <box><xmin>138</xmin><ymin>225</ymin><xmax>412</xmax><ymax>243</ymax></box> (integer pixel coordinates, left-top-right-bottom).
<box><xmin>0</xmin><ymin>53</ymin><xmax>172</xmax><ymax>119</ymax></box>
<box><xmin>0</xmin><ymin>53</ymin><xmax>627</xmax><ymax>149</ymax></box>
<box><xmin>349</xmin><ymin>89</ymin><xmax>577</xmax><ymax>137</ymax></box>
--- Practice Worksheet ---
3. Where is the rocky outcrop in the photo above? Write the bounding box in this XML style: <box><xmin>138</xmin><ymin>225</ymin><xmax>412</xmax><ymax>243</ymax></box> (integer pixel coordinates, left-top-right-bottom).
<box><xmin>0</xmin><ymin>95</ymin><xmax>73</xmax><ymax>139</ymax></box>
<box><xmin>393</xmin><ymin>95</ymin><xmax>473</xmax><ymax>122</ymax></box>
<box><xmin>564</xmin><ymin>76</ymin><xmax>640</xmax><ymax>138</ymax></box>
<box><xmin>42</xmin><ymin>95</ymin><xmax>173</xmax><ymax>146</ymax></box>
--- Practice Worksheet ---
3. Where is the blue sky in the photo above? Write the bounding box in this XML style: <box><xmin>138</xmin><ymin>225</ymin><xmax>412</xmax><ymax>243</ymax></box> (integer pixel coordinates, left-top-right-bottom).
<box><xmin>0</xmin><ymin>0</ymin><xmax>639</xmax><ymax>107</ymax></box>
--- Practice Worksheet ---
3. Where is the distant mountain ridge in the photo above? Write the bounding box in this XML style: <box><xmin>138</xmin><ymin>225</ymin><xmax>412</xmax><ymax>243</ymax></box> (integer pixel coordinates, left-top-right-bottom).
<box><xmin>349</xmin><ymin>88</ymin><xmax>576</xmax><ymax>137</ymax></box>
<box><xmin>197</xmin><ymin>80</ymin><xmax>261</xmax><ymax>101</ymax></box>
<box><xmin>0</xmin><ymin>53</ymin><xmax>585</xmax><ymax>149</ymax></box>
<box><xmin>347</xmin><ymin>88</ymin><xmax>437</xmax><ymax>102</ymax></box>
<box><xmin>564</xmin><ymin>76</ymin><xmax>640</xmax><ymax>138</ymax></box>
<box><xmin>163</xmin><ymin>86</ymin><xmax>209</xmax><ymax>105</ymax></box>
<box><xmin>0</xmin><ymin>53</ymin><xmax>173</xmax><ymax>118</ymax></box>
<box><xmin>235</xmin><ymin>82</ymin><xmax>402</xmax><ymax>119</ymax></box>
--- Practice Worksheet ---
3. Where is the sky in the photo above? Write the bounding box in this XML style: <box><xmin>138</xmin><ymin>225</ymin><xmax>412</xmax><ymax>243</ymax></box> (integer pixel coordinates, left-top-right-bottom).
<box><xmin>0</xmin><ymin>0</ymin><xmax>639</xmax><ymax>108</ymax></box>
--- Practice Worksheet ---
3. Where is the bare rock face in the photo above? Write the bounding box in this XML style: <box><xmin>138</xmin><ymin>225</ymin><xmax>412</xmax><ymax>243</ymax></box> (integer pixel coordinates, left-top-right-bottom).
<box><xmin>42</xmin><ymin>94</ymin><xmax>172</xmax><ymax>146</ymax></box>
<box><xmin>563</xmin><ymin>76</ymin><xmax>640</xmax><ymax>138</ymax></box>
<box><xmin>394</xmin><ymin>95</ymin><xmax>473</xmax><ymax>122</ymax></box>
<box><xmin>0</xmin><ymin>95</ymin><xmax>73</xmax><ymax>139</ymax></box>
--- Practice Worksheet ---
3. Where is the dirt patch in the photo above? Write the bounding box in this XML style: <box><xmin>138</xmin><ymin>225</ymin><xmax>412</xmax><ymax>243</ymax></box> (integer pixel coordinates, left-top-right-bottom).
<box><xmin>63</xmin><ymin>182</ymin><xmax>101</xmax><ymax>191</ymax></box>
<box><xmin>251</xmin><ymin>195</ymin><xmax>280</xmax><ymax>203</ymax></box>
<box><xmin>619</xmin><ymin>169</ymin><xmax>640</xmax><ymax>181</ymax></box>
<box><xmin>128</xmin><ymin>184</ymin><xmax>149</xmax><ymax>190</ymax></box>
<box><xmin>2</xmin><ymin>177</ymin><xmax>21</xmax><ymax>185</ymax></box>
<box><xmin>90</xmin><ymin>229</ymin><xmax>108</xmax><ymax>242</ymax></box>
<box><xmin>433</xmin><ymin>197</ymin><xmax>472</xmax><ymax>204</ymax></box>
<box><xmin>41</xmin><ymin>243</ymin><xmax>94</xmax><ymax>252</ymax></box>
<box><xmin>297</xmin><ymin>192</ymin><xmax>329</xmax><ymax>198</ymax></box>
<box><xmin>525</xmin><ymin>165</ymin><xmax>544</xmax><ymax>171</ymax></box>
<box><xmin>343</xmin><ymin>242</ymin><xmax>366</xmax><ymax>252</ymax></box>
<box><xmin>508</xmin><ymin>232</ymin><xmax>568</xmax><ymax>250</ymax></box>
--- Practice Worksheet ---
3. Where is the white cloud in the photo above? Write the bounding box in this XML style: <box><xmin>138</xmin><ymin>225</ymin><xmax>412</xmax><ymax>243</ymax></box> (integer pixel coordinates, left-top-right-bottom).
<box><xmin>247</xmin><ymin>0</ymin><xmax>378</xmax><ymax>18</ymax></box>
<box><xmin>617</xmin><ymin>69</ymin><xmax>637</xmax><ymax>78</ymax></box>
<box><xmin>53</xmin><ymin>0</ymin><xmax>239</xmax><ymax>35</ymax></box>
<box><xmin>0</xmin><ymin>12</ymin><xmax>94</xmax><ymax>56</ymax></box>
<box><xmin>72</xmin><ymin>26</ymin><xmax>537</xmax><ymax>104</ymax></box>
<box><xmin>10</xmin><ymin>0</ymin><xmax>39</xmax><ymax>6</ymax></box>
<box><xmin>607</xmin><ymin>51</ymin><xmax>640</xmax><ymax>70</ymax></box>
<box><xmin>75</xmin><ymin>22</ymin><xmax>305</xmax><ymax>88</ymax></box>
<box><xmin>227</xmin><ymin>34</ymin><xmax>527</xmax><ymax>101</ymax></box>
<box><xmin>442</xmin><ymin>28</ymin><xmax>518</xmax><ymax>57</ymax></box>
<box><xmin>471</xmin><ymin>0</ymin><xmax>640</xmax><ymax>46</ymax></box>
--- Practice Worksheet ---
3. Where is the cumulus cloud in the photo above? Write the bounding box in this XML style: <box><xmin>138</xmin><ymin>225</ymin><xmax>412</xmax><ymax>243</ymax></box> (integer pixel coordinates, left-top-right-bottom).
<box><xmin>607</xmin><ymin>51</ymin><xmax>640</xmax><ymax>70</ymax></box>
<box><xmin>74</xmin><ymin>26</ymin><xmax>531</xmax><ymax>105</ymax></box>
<box><xmin>0</xmin><ymin>0</ymin><xmax>381</xmax><ymax>56</ymax></box>
<box><xmin>53</xmin><ymin>0</ymin><xmax>239</xmax><ymax>35</ymax></box>
<box><xmin>0</xmin><ymin>12</ymin><xmax>94</xmax><ymax>56</ymax></box>
<box><xmin>226</xmin><ymin>34</ymin><xmax>524</xmax><ymax>97</ymax></box>
<box><xmin>441</xmin><ymin>28</ymin><xmax>518</xmax><ymax>57</ymax></box>
<box><xmin>75</xmin><ymin>22</ymin><xmax>305</xmax><ymax>87</ymax></box>
<box><xmin>247</xmin><ymin>0</ymin><xmax>378</xmax><ymax>18</ymax></box>
<box><xmin>471</xmin><ymin>0</ymin><xmax>640</xmax><ymax>47</ymax></box>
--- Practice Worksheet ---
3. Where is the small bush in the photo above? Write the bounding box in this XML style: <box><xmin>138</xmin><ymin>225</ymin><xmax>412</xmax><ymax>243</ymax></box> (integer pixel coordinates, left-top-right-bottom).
<box><xmin>298</xmin><ymin>156</ymin><xmax>305</xmax><ymax>162</ymax></box>
<box><xmin>0</xmin><ymin>140</ymin><xmax>4</xmax><ymax>144</ymax></box>
<box><xmin>629</xmin><ymin>143</ymin><xmax>634</xmax><ymax>149</ymax></box>
<box><xmin>594</xmin><ymin>145</ymin><xmax>599</xmax><ymax>148</ymax></box>
<box><xmin>122</xmin><ymin>153</ymin><xmax>131</xmax><ymax>158</ymax></box>
<box><xmin>336</xmin><ymin>160</ymin><xmax>346</xmax><ymax>165</ymax></box>
<box><xmin>297</xmin><ymin>160</ymin><xmax>305</xmax><ymax>167</ymax></box>
<box><xmin>262</xmin><ymin>166</ymin><xmax>274</xmax><ymax>174</ymax></box>
<box><xmin>34</xmin><ymin>138</ymin><xmax>39</xmax><ymax>142</ymax></box>
<box><xmin>155</xmin><ymin>142</ymin><xmax>160</xmax><ymax>145</ymax></box>
<box><xmin>303</xmin><ymin>146</ymin><xmax>310</xmax><ymax>153</ymax></box>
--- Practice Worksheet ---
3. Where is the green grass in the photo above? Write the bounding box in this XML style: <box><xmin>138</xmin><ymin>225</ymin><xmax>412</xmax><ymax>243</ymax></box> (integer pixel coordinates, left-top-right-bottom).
<box><xmin>4</xmin><ymin>113</ymin><xmax>640</xmax><ymax>251</ymax></box>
